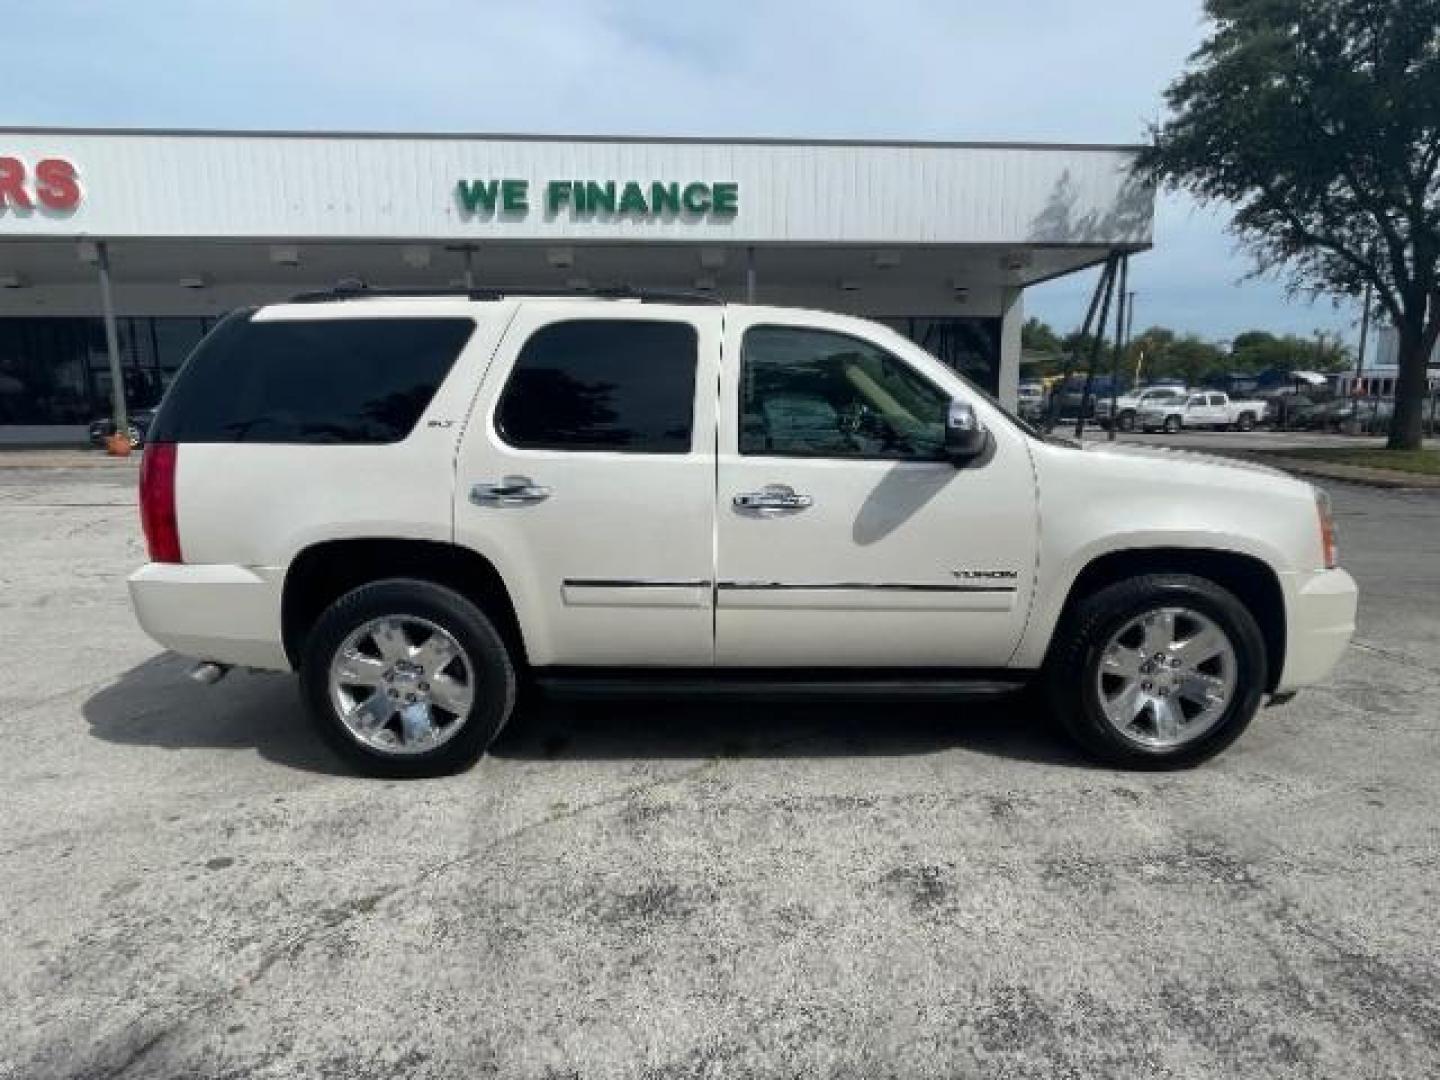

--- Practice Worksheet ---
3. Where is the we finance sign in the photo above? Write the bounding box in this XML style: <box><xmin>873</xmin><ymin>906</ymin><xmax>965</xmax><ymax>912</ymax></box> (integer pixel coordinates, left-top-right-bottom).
<box><xmin>456</xmin><ymin>177</ymin><xmax>739</xmax><ymax>219</ymax></box>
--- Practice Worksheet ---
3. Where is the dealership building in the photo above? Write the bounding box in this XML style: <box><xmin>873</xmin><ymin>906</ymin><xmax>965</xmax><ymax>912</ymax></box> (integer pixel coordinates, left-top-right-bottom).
<box><xmin>0</xmin><ymin>128</ymin><xmax>1154</xmax><ymax>442</ymax></box>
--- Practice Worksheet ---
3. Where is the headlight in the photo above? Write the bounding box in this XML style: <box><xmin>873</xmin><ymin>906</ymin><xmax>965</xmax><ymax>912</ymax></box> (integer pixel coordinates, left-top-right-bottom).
<box><xmin>1315</xmin><ymin>487</ymin><xmax>1339</xmax><ymax>569</ymax></box>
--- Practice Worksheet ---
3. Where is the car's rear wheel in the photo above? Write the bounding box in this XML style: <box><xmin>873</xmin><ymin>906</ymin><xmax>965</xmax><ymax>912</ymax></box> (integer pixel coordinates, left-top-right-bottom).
<box><xmin>300</xmin><ymin>578</ymin><xmax>516</xmax><ymax>778</ymax></box>
<box><xmin>1163</xmin><ymin>415</ymin><xmax>1182</xmax><ymax>434</ymax></box>
<box><xmin>1045</xmin><ymin>573</ymin><xmax>1266</xmax><ymax>769</ymax></box>
<box><xmin>1236</xmin><ymin>412</ymin><xmax>1256</xmax><ymax>432</ymax></box>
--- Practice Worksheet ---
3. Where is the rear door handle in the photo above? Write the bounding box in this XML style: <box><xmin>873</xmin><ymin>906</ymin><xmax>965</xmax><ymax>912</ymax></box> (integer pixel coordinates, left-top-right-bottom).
<box><xmin>470</xmin><ymin>476</ymin><xmax>551</xmax><ymax>506</ymax></box>
<box><xmin>733</xmin><ymin>484</ymin><xmax>813</xmax><ymax>515</ymax></box>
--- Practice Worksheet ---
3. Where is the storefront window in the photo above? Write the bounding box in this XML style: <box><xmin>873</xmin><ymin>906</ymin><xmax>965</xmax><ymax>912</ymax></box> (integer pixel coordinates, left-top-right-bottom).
<box><xmin>0</xmin><ymin>317</ymin><xmax>217</xmax><ymax>424</ymax></box>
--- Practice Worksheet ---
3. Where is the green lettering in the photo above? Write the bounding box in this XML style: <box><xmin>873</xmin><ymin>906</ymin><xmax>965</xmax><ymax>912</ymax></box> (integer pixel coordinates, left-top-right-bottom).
<box><xmin>650</xmin><ymin>182</ymin><xmax>681</xmax><ymax>213</ymax></box>
<box><xmin>711</xmin><ymin>182</ymin><xmax>739</xmax><ymax>215</ymax></box>
<box><xmin>618</xmin><ymin>181</ymin><xmax>648</xmax><ymax>214</ymax></box>
<box><xmin>501</xmin><ymin>178</ymin><xmax>528</xmax><ymax>212</ymax></box>
<box><xmin>584</xmin><ymin>181</ymin><xmax>616</xmax><ymax>213</ymax></box>
<box><xmin>547</xmin><ymin>181</ymin><xmax>573</xmax><ymax>214</ymax></box>
<box><xmin>457</xmin><ymin>179</ymin><xmax>499</xmax><ymax>213</ymax></box>
<box><xmin>682</xmin><ymin>182</ymin><xmax>711</xmax><ymax>213</ymax></box>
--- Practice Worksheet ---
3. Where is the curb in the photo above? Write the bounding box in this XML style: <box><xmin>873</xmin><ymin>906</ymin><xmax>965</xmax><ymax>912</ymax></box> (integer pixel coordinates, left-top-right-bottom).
<box><xmin>1233</xmin><ymin>453</ymin><xmax>1440</xmax><ymax>491</ymax></box>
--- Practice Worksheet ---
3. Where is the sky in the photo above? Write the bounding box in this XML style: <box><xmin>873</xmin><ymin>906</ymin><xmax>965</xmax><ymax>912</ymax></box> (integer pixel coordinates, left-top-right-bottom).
<box><xmin>0</xmin><ymin>0</ymin><xmax>1364</xmax><ymax>348</ymax></box>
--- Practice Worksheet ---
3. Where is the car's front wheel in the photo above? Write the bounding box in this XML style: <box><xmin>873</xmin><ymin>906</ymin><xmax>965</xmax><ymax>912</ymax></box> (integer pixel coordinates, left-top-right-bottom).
<box><xmin>1117</xmin><ymin>410</ymin><xmax>1136</xmax><ymax>432</ymax></box>
<box><xmin>1045</xmin><ymin>573</ymin><xmax>1267</xmax><ymax>769</ymax></box>
<box><xmin>1163</xmin><ymin>415</ymin><xmax>1182</xmax><ymax>434</ymax></box>
<box><xmin>300</xmin><ymin>578</ymin><xmax>517</xmax><ymax>777</ymax></box>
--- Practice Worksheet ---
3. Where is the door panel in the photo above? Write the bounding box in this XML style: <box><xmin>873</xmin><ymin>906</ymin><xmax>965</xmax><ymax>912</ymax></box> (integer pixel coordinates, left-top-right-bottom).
<box><xmin>715</xmin><ymin>311</ymin><xmax>1039</xmax><ymax>668</ymax></box>
<box><xmin>454</xmin><ymin>304</ymin><xmax>721</xmax><ymax>667</ymax></box>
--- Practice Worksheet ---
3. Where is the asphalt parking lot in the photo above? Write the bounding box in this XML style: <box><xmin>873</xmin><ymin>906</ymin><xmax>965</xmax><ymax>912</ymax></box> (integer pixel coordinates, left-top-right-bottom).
<box><xmin>2</xmin><ymin>460</ymin><xmax>1438</xmax><ymax>1079</ymax></box>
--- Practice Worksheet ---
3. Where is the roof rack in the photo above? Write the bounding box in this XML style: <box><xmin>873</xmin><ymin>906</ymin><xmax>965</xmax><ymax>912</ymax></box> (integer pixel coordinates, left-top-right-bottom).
<box><xmin>285</xmin><ymin>282</ymin><xmax>724</xmax><ymax>306</ymax></box>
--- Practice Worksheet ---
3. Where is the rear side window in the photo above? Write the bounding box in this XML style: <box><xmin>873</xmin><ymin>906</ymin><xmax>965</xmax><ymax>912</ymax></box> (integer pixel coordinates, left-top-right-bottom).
<box><xmin>495</xmin><ymin>319</ymin><xmax>697</xmax><ymax>453</ymax></box>
<box><xmin>149</xmin><ymin>314</ymin><xmax>474</xmax><ymax>444</ymax></box>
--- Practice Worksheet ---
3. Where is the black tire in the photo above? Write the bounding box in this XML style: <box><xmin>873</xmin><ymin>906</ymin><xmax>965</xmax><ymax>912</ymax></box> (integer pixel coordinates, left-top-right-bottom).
<box><xmin>1117</xmin><ymin>411</ymin><xmax>1136</xmax><ymax>432</ymax></box>
<box><xmin>1163</xmin><ymin>415</ymin><xmax>1182</xmax><ymax>434</ymax></box>
<box><xmin>1044</xmin><ymin>573</ymin><xmax>1267</xmax><ymax>769</ymax></box>
<box><xmin>299</xmin><ymin>578</ymin><xmax>517</xmax><ymax>778</ymax></box>
<box><xmin>1236</xmin><ymin>412</ymin><xmax>1256</xmax><ymax>432</ymax></box>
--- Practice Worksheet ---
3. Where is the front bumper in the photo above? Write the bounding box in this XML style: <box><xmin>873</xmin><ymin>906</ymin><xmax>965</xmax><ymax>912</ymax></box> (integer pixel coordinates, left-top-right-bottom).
<box><xmin>128</xmin><ymin>562</ymin><xmax>289</xmax><ymax>671</ymax></box>
<box><xmin>1276</xmin><ymin>567</ymin><xmax>1358</xmax><ymax>693</ymax></box>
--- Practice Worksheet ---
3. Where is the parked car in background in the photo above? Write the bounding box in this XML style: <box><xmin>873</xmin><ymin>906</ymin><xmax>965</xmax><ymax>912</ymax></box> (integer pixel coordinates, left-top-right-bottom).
<box><xmin>1094</xmin><ymin>385</ymin><xmax>1189</xmax><ymax>432</ymax></box>
<box><xmin>1049</xmin><ymin>374</ymin><xmax>1121</xmax><ymax>422</ymax></box>
<box><xmin>1017</xmin><ymin>381</ymin><xmax>1048</xmax><ymax>423</ymax></box>
<box><xmin>89</xmin><ymin>408</ymin><xmax>155</xmax><ymax>447</ymax></box>
<box><xmin>128</xmin><ymin>290</ymin><xmax>1356</xmax><ymax>777</ymax></box>
<box><xmin>1138</xmin><ymin>391</ymin><xmax>1265</xmax><ymax>433</ymax></box>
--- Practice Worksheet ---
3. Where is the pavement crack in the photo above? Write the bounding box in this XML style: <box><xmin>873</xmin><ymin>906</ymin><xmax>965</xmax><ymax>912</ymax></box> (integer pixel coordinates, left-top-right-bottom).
<box><xmin>101</xmin><ymin>740</ymin><xmax>783</xmax><ymax>1078</ymax></box>
<box><xmin>1349</xmin><ymin>638</ymin><xmax>1440</xmax><ymax>678</ymax></box>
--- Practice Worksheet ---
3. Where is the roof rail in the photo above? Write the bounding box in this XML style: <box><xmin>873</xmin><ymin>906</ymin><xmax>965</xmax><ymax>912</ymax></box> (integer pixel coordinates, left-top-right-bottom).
<box><xmin>285</xmin><ymin>282</ymin><xmax>724</xmax><ymax>306</ymax></box>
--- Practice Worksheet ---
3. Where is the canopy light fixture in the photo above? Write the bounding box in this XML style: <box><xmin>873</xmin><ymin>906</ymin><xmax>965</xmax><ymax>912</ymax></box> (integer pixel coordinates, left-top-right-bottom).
<box><xmin>76</xmin><ymin>240</ymin><xmax>100</xmax><ymax>266</ymax></box>
<box><xmin>693</xmin><ymin>275</ymin><xmax>718</xmax><ymax>291</ymax></box>
<box><xmin>401</xmin><ymin>245</ymin><xmax>432</xmax><ymax>270</ymax></box>
<box><xmin>178</xmin><ymin>276</ymin><xmax>208</xmax><ymax>290</ymax></box>
<box><xmin>698</xmin><ymin>248</ymin><xmax>727</xmax><ymax>270</ymax></box>
<box><xmin>270</xmin><ymin>245</ymin><xmax>301</xmax><ymax>267</ymax></box>
<box><xmin>0</xmin><ymin>273</ymin><xmax>28</xmax><ymax>289</ymax></box>
<box><xmin>873</xmin><ymin>250</ymin><xmax>902</xmax><ymax>269</ymax></box>
<box><xmin>838</xmin><ymin>279</ymin><xmax>861</xmax><ymax>292</ymax></box>
<box><xmin>547</xmin><ymin>247</ymin><xmax>575</xmax><ymax>269</ymax></box>
<box><xmin>565</xmin><ymin>276</ymin><xmax>591</xmax><ymax>290</ymax></box>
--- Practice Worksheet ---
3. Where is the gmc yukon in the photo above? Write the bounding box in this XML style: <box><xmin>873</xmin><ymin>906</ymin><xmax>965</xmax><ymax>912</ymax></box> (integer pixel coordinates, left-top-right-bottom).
<box><xmin>129</xmin><ymin>291</ymin><xmax>1357</xmax><ymax>776</ymax></box>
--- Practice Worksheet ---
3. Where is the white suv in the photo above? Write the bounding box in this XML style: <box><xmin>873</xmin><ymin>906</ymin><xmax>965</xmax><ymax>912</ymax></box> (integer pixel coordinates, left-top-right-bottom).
<box><xmin>129</xmin><ymin>290</ymin><xmax>1357</xmax><ymax>776</ymax></box>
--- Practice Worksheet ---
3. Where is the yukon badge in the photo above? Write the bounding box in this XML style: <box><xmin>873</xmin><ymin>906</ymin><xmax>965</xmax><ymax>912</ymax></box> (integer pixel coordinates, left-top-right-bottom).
<box><xmin>952</xmin><ymin>569</ymin><xmax>1020</xmax><ymax>582</ymax></box>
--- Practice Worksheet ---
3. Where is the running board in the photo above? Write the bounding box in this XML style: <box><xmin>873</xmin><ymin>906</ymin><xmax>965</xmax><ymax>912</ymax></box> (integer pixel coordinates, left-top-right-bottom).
<box><xmin>533</xmin><ymin>668</ymin><xmax>1033</xmax><ymax>703</ymax></box>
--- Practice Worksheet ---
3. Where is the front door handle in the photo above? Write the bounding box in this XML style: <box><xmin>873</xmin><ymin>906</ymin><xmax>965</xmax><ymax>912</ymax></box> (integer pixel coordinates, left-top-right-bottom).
<box><xmin>733</xmin><ymin>483</ymin><xmax>813</xmax><ymax>515</ymax></box>
<box><xmin>470</xmin><ymin>476</ymin><xmax>552</xmax><ymax>507</ymax></box>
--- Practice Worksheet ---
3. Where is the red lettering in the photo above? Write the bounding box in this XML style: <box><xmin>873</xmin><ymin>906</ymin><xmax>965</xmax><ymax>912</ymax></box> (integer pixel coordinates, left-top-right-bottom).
<box><xmin>34</xmin><ymin>158</ymin><xmax>80</xmax><ymax>211</ymax></box>
<box><xmin>0</xmin><ymin>157</ymin><xmax>33</xmax><ymax>210</ymax></box>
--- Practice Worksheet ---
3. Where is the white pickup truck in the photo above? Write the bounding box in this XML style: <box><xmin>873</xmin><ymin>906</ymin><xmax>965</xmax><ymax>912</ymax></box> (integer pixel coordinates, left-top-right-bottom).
<box><xmin>128</xmin><ymin>290</ymin><xmax>1356</xmax><ymax>777</ymax></box>
<box><xmin>1139</xmin><ymin>391</ymin><xmax>1266</xmax><ymax>433</ymax></box>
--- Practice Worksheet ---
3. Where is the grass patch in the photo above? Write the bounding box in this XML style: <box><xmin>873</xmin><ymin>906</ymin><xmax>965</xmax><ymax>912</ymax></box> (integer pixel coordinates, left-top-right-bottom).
<box><xmin>1272</xmin><ymin>448</ymin><xmax>1440</xmax><ymax>476</ymax></box>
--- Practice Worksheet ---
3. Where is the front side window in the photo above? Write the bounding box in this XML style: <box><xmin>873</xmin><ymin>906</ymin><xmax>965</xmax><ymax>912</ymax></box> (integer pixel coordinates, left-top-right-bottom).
<box><xmin>496</xmin><ymin>319</ymin><xmax>697</xmax><ymax>453</ymax></box>
<box><xmin>741</xmin><ymin>326</ymin><xmax>950</xmax><ymax>460</ymax></box>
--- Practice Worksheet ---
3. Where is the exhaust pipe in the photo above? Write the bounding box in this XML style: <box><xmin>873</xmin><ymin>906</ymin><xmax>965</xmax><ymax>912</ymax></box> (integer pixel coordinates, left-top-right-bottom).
<box><xmin>188</xmin><ymin>661</ymin><xmax>232</xmax><ymax>686</ymax></box>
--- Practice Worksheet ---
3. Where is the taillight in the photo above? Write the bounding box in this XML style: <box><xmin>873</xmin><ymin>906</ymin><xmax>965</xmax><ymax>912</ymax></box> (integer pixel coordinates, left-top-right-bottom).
<box><xmin>139</xmin><ymin>442</ymin><xmax>182</xmax><ymax>563</ymax></box>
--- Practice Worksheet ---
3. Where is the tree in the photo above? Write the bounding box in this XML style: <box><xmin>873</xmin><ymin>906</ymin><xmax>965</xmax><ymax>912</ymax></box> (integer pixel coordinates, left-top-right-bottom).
<box><xmin>1139</xmin><ymin>0</ymin><xmax>1440</xmax><ymax>450</ymax></box>
<box><xmin>1021</xmin><ymin>317</ymin><xmax>1062</xmax><ymax>354</ymax></box>
<box><xmin>1229</xmin><ymin>330</ymin><xmax>1352</xmax><ymax>373</ymax></box>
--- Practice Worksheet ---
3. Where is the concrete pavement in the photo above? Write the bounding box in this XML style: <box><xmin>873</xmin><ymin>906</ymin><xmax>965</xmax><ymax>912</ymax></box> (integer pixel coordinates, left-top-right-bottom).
<box><xmin>1</xmin><ymin>469</ymin><xmax>1438</xmax><ymax>1079</ymax></box>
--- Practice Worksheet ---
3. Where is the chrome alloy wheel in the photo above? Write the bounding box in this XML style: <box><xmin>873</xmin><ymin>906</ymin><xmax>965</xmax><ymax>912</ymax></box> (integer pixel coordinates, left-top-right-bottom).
<box><xmin>1095</xmin><ymin>607</ymin><xmax>1238</xmax><ymax>750</ymax></box>
<box><xmin>328</xmin><ymin>616</ymin><xmax>475</xmax><ymax>755</ymax></box>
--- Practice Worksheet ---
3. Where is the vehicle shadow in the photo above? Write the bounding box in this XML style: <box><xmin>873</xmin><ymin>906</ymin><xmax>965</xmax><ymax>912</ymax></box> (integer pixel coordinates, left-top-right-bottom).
<box><xmin>491</xmin><ymin>693</ymin><xmax>1095</xmax><ymax>769</ymax></box>
<box><xmin>82</xmin><ymin>652</ymin><xmax>351</xmax><ymax>776</ymax></box>
<box><xmin>83</xmin><ymin>653</ymin><xmax>1096</xmax><ymax>774</ymax></box>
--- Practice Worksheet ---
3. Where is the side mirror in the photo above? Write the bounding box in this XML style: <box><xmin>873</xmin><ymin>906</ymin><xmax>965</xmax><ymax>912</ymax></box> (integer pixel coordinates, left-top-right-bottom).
<box><xmin>945</xmin><ymin>399</ymin><xmax>988</xmax><ymax>462</ymax></box>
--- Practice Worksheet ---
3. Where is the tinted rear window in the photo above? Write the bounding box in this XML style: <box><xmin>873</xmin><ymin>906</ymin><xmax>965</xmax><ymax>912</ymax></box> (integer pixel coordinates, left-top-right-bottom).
<box><xmin>149</xmin><ymin>313</ymin><xmax>474</xmax><ymax>444</ymax></box>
